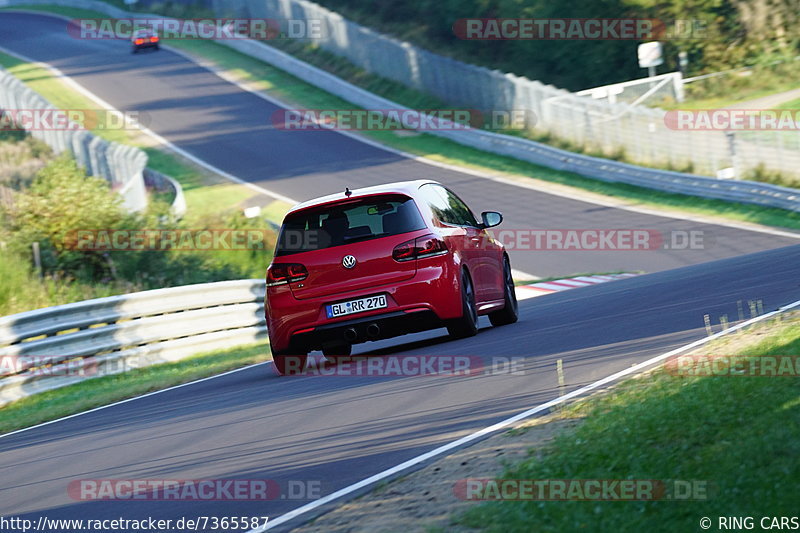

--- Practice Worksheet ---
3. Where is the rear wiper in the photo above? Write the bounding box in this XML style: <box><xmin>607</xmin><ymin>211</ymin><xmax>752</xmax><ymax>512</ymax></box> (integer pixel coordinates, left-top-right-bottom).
<box><xmin>343</xmin><ymin>235</ymin><xmax>375</xmax><ymax>243</ymax></box>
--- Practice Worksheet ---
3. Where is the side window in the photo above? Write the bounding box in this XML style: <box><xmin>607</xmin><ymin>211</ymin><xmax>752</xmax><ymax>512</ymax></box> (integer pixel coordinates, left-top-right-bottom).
<box><xmin>441</xmin><ymin>187</ymin><xmax>479</xmax><ymax>227</ymax></box>
<box><xmin>419</xmin><ymin>184</ymin><xmax>452</xmax><ymax>223</ymax></box>
<box><xmin>419</xmin><ymin>184</ymin><xmax>478</xmax><ymax>227</ymax></box>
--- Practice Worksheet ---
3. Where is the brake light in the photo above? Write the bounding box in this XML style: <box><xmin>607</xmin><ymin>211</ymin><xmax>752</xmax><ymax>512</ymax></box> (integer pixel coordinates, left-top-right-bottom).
<box><xmin>134</xmin><ymin>38</ymin><xmax>144</xmax><ymax>45</ymax></box>
<box><xmin>415</xmin><ymin>235</ymin><xmax>447</xmax><ymax>258</ymax></box>
<box><xmin>392</xmin><ymin>239</ymin><xmax>416</xmax><ymax>261</ymax></box>
<box><xmin>150</xmin><ymin>36</ymin><xmax>159</xmax><ymax>42</ymax></box>
<box><xmin>267</xmin><ymin>263</ymin><xmax>308</xmax><ymax>286</ymax></box>
<box><xmin>392</xmin><ymin>234</ymin><xmax>447</xmax><ymax>262</ymax></box>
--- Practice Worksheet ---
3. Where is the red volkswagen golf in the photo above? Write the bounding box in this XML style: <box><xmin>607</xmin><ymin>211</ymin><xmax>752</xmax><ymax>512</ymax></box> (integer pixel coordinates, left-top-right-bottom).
<box><xmin>265</xmin><ymin>180</ymin><xmax>518</xmax><ymax>375</ymax></box>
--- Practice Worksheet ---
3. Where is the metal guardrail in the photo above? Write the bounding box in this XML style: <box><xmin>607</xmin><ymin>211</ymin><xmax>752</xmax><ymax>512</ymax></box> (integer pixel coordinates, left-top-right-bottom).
<box><xmin>144</xmin><ymin>167</ymin><xmax>188</xmax><ymax>218</ymax></box>
<box><xmin>3</xmin><ymin>0</ymin><xmax>799</xmax><ymax>212</ymax></box>
<box><xmin>220</xmin><ymin>0</ymin><xmax>800</xmax><ymax>182</ymax></box>
<box><xmin>0</xmin><ymin>65</ymin><xmax>149</xmax><ymax>212</ymax></box>
<box><xmin>0</xmin><ymin>280</ymin><xmax>268</xmax><ymax>405</ymax></box>
<box><xmin>219</xmin><ymin>33</ymin><xmax>800</xmax><ymax>212</ymax></box>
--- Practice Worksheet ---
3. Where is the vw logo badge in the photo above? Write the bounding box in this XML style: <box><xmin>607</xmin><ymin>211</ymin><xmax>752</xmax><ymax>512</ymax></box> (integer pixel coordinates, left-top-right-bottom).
<box><xmin>342</xmin><ymin>255</ymin><xmax>357</xmax><ymax>269</ymax></box>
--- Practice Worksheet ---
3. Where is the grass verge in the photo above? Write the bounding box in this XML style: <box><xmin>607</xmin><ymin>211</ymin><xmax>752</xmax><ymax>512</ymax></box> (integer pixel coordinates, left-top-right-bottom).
<box><xmin>2</xmin><ymin>5</ymin><xmax>800</xmax><ymax>231</ymax></box>
<box><xmin>457</xmin><ymin>313</ymin><xmax>800</xmax><ymax>531</ymax></box>
<box><xmin>665</xmin><ymin>62</ymin><xmax>800</xmax><ymax>111</ymax></box>
<box><xmin>0</xmin><ymin>342</ymin><xmax>270</xmax><ymax>435</ymax></box>
<box><xmin>778</xmin><ymin>98</ymin><xmax>800</xmax><ymax>110</ymax></box>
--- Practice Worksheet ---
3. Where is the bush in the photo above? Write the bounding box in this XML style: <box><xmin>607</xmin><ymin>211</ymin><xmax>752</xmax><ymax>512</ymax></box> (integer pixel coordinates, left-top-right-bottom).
<box><xmin>1</xmin><ymin>155</ymin><xmax>275</xmax><ymax>314</ymax></box>
<box><xmin>0</xmin><ymin>132</ymin><xmax>52</xmax><ymax>189</ymax></box>
<box><xmin>3</xmin><ymin>155</ymin><xmax>130</xmax><ymax>278</ymax></box>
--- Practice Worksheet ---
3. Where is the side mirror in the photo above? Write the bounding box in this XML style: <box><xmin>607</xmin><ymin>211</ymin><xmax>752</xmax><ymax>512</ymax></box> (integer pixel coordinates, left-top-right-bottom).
<box><xmin>481</xmin><ymin>211</ymin><xmax>503</xmax><ymax>228</ymax></box>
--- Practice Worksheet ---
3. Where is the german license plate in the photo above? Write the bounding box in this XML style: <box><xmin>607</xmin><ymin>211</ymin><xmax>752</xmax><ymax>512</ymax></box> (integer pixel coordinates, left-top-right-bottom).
<box><xmin>326</xmin><ymin>295</ymin><xmax>387</xmax><ymax>319</ymax></box>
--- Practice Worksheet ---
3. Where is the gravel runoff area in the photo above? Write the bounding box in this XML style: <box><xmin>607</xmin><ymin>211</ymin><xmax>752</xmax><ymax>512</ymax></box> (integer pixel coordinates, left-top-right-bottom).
<box><xmin>294</xmin><ymin>414</ymin><xmax>582</xmax><ymax>532</ymax></box>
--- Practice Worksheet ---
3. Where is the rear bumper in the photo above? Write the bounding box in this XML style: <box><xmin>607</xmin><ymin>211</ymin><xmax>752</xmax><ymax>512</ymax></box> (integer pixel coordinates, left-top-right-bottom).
<box><xmin>266</xmin><ymin>264</ymin><xmax>461</xmax><ymax>352</ymax></box>
<box><xmin>291</xmin><ymin>309</ymin><xmax>441</xmax><ymax>352</ymax></box>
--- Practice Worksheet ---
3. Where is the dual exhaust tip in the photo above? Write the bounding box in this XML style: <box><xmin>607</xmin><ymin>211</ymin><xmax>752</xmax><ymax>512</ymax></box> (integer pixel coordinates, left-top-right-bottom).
<box><xmin>344</xmin><ymin>323</ymin><xmax>380</xmax><ymax>342</ymax></box>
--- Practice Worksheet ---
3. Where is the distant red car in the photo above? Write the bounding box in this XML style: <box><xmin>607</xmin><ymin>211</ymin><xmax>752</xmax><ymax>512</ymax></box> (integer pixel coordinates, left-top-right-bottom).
<box><xmin>131</xmin><ymin>29</ymin><xmax>159</xmax><ymax>53</ymax></box>
<box><xmin>265</xmin><ymin>180</ymin><xmax>518</xmax><ymax>375</ymax></box>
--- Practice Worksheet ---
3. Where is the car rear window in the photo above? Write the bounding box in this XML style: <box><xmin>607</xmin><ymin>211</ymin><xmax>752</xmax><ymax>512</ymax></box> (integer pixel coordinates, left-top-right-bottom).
<box><xmin>276</xmin><ymin>194</ymin><xmax>426</xmax><ymax>256</ymax></box>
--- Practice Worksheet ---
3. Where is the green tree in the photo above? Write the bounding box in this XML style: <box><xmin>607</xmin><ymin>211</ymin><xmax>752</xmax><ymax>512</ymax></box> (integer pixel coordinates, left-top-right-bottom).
<box><xmin>3</xmin><ymin>155</ymin><xmax>129</xmax><ymax>277</ymax></box>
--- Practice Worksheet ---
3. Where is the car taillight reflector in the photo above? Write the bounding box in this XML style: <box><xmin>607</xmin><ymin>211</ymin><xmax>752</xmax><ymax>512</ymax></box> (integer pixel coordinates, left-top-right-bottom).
<box><xmin>267</xmin><ymin>263</ymin><xmax>308</xmax><ymax>286</ymax></box>
<box><xmin>134</xmin><ymin>38</ymin><xmax>144</xmax><ymax>45</ymax></box>
<box><xmin>392</xmin><ymin>234</ymin><xmax>447</xmax><ymax>262</ymax></box>
<box><xmin>392</xmin><ymin>239</ymin><xmax>416</xmax><ymax>261</ymax></box>
<box><xmin>150</xmin><ymin>36</ymin><xmax>159</xmax><ymax>42</ymax></box>
<box><xmin>415</xmin><ymin>235</ymin><xmax>447</xmax><ymax>258</ymax></box>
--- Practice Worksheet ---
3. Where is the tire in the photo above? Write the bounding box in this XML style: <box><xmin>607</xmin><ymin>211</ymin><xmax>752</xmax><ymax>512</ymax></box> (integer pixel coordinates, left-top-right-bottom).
<box><xmin>489</xmin><ymin>256</ymin><xmax>519</xmax><ymax>327</ymax></box>
<box><xmin>447</xmin><ymin>270</ymin><xmax>479</xmax><ymax>339</ymax></box>
<box><xmin>154</xmin><ymin>44</ymin><xmax>160</xmax><ymax>51</ymax></box>
<box><xmin>131</xmin><ymin>47</ymin><xmax>138</xmax><ymax>54</ymax></box>
<box><xmin>272</xmin><ymin>350</ymin><xmax>308</xmax><ymax>375</ymax></box>
<box><xmin>322</xmin><ymin>342</ymin><xmax>352</xmax><ymax>363</ymax></box>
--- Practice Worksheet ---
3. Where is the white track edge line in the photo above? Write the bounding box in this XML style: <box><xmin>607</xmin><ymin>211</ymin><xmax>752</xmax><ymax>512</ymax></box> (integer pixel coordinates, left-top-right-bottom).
<box><xmin>0</xmin><ymin>361</ymin><xmax>271</xmax><ymax>440</ymax></box>
<box><xmin>254</xmin><ymin>297</ymin><xmax>800</xmax><ymax>531</ymax></box>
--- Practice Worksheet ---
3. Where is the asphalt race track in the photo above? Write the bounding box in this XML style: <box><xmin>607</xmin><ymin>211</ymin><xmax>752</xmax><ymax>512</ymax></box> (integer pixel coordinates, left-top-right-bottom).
<box><xmin>0</xmin><ymin>12</ymin><xmax>798</xmax><ymax>278</ymax></box>
<box><xmin>1</xmin><ymin>11</ymin><xmax>800</xmax><ymax>532</ymax></box>
<box><xmin>2</xmin><ymin>245</ymin><xmax>800</xmax><ymax>531</ymax></box>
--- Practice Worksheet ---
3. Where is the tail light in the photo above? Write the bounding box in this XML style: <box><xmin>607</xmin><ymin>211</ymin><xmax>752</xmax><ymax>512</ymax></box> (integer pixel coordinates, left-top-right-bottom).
<box><xmin>150</xmin><ymin>36</ymin><xmax>159</xmax><ymax>42</ymax></box>
<box><xmin>267</xmin><ymin>263</ymin><xmax>308</xmax><ymax>287</ymax></box>
<box><xmin>392</xmin><ymin>234</ymin><xmax>447</xmax><ymax>262</ymax></box>
<box><xmin>392</xmin><ymin>240</ymin><xmax>415</xmax><ymax>261</ymax></box>
<box><xmin>134</xmin><ymin>38</ymin><xmax>144</xmax><ymax>45</ymax></box>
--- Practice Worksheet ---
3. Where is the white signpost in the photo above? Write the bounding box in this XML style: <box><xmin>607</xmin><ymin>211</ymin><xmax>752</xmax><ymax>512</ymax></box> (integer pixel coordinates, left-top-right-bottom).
<box><xmin>638</xmin><ymin>42</ymin><xmax>664</xmax><ymax>77</ymax></box>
